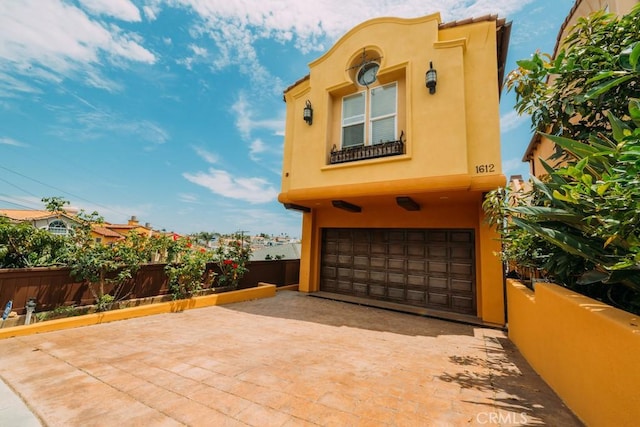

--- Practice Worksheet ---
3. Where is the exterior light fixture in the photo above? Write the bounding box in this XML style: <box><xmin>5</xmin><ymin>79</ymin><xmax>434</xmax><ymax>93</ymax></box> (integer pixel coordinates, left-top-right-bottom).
<box><xmin>284</xmin><ymin>203</ymin><xmax>311</xmax><ymax>213</ymax></box>
<box><xmin>332</xmin><ymin>200</ymin><xmax>362</xmax><ymax>213</ymax></box>
<box><xmin>303</xmin><ymin>100</ymin><xmax>313</xmax><ymax>125</ymax></box>
<box><xmin>426</xmin><ymin>61</ymin><xmax>437</xmax><ymax>94</ymax></box>
<box><xmin>396</xmin><ymin>196</ymin><xmax>420</xmax><ymax>211</ymax></box>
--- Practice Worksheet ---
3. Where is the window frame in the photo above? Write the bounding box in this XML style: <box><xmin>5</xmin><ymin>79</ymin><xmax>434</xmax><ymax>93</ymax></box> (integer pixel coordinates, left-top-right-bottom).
<box><xmin>340</xmin><ymin>81</ymin><xmax>397</xmax><ymax>150</ymax></box>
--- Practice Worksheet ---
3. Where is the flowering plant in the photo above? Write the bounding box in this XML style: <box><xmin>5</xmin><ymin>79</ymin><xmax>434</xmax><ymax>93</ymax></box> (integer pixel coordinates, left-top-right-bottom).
<box><xmin>213</xmin><ymin>232</ymin><xmax>251</xmax><ymax>289</ymax></box>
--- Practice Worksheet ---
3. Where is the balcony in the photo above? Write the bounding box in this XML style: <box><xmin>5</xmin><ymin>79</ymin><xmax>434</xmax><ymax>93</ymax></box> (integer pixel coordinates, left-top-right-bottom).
<box><xmin>329</xmin><ymin>139</ymin><xmax>404</xmax><ymax>165</ymax></box>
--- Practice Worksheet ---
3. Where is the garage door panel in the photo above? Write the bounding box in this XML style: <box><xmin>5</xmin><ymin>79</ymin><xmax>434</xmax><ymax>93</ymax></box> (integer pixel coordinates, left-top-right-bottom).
<box><xmin>408</xmin><ymin>245</ymin><xmax>425</xmax><ymax>257</ymax></box>
<box><xmin>371</xmin><ymin>243</ymin><xmax>386</xmax><ymax>255</ymax></box>
<box><xmin>428</xmin><ymin>246</ymin><xmax>447</xmax><ymax>258</ymax></box>
<box><xmin>452</xmin><ymin>295</ymin><xmax>474</xmax><ymax>311</ymax></box>
<box><xmin>428</xmin><ymin>292</ymin><xmax>449</xmax><ymax>306</ymax></box>
<box><xmin>406</xmin><ymin>289</ymin><xmax>426</xmax><ymax>305</ymax></box>
<box><xmin>353</xmin><ymin>269</ymin><xmax>368</xmax><ymax>281</ymax></box>
<box><xmin>337</xmin><ymin>280</ymin><xmax>352</xmax><ymax>292</ymax></box>
<box><xmin>451</xmin><ymin>262</ymin><xmax>472</xmax><ymax>277</ymax></box>
<box><xmin>428</xmin><ymin>261</ymin><xmax>448</xmax><ymax>274</ymax></box>
<box><xmin>338</xmin><ymin>255</ymin><xmax>352</xmax><ymax>265</ymax></box>
<box><xmin>322</xmin><ymin>266</ymin><xmax>337</xmax><ymax>278</ymax></box>
<box><xmin>388</xmin><ymin>272</ymin><xmax>405</xmax><ymax>285</ymax></box>
<box><xmin>451</xmin><ymin>231</ymin><xmax>473</xmax><ymax>243</ymax></box>
<box><xmin>408</xmin><ymin>259</ymin><xmax>425</xmax><ymax>273</ymax></box>
<box><xmin>389</xmin><ymin>244</ymin><xmax>404</xmax><ymax>256</ymax></box>
<box><xmin>407</xmin><ymin>274</ymin><xmax>424</xmax><ymax>287</ymax></box>
<box><xmin>452</xmin><ymin>279</ymin><xmax>473</xmax><ymax>293</ymax></box>
<box><xmin>451</xmin><ymin>246</ymin><xmax>473</xmax><ymax>259</ymax></box>
<box><xmin>388</xmin><ymin>258</ymin><xmax>405</xmax><ymax>271</ymax></box>
<box><xmin>320</xmin><ymin>228</ymin><xmax>476</xmax><ymax>315</ymax></box>
<box><xmin>354</xmin><ymin>256</ymin><xmax>369</xmax><ymax>268</ymax></box>
<box><xmin>428</xmin><ymin>276</ymin><xmax>448</xmax><ymax>289</ymax></box>
<box><xmin>388</xmin><ymin>287</ymin><xmax>405</xmax><ymax>301</ymax></box>
<box><xmin>427</xmin><ymin>230</ymin><xmax>447</xmax><ymax>242</ymax></box>
<box><xmin>337</xmin><ymin>267</ymin><xmax>352</xmax><ymax>280</ymax></box>
<box><xmin>369</xmin><ymin>284</ymin><xmax>386</xmax><ymax>297</ymax></box>
<box><xmin>353</xmin><ymin>282</ymin><xmax>368</xmax><ymax>295</ymax></box>
<box><xmin>370</xmin><ymin>270</ymin><xmax>386</xmax><ymax>283</ymax></box>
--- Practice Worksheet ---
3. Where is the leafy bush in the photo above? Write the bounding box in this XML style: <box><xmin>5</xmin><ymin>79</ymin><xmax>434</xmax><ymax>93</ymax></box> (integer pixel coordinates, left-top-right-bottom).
<box><xmin>213</xmin><ymin>232</ymin><xmax>251</xmax><ymax>289</ymax></box>
<box><xmin>488</xmin><ymin>5</ymin><xmax>640</xmax><ymax>314</ymax></box>
<box><xmin>165</xmin><ymin>241</ymin><xmax>212</xmax><ymax>299</ymax></box>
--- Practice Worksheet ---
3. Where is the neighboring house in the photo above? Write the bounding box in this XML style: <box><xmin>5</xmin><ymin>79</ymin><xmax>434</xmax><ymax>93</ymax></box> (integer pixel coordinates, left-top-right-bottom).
<box><xmin>90</xmin><ymin>226</ymin><xmax>125</xmax><ymax>245</ymax></box>
<box><xmin>0</xmin><ymin>209</ymin><xmax>81</xmax><ymax>237</ymax></box>
<box><xmin>102</xmin><ymin>216</ymin><xmax>154</xmax><ymax>239</ymax></box>
<box><xmin>251</xmin><ymin>243</ymin><xmax>302</xmax><ymax>261</ymax></box>
<box><xmin>522</xmin><ymin>0</ymin><xmax>638</xmax><ymax>177</ymax></box>
<box><xmin>279</xmin><ymin>13</ymin><xmax>511</xmax><ymax>325</ymax></box>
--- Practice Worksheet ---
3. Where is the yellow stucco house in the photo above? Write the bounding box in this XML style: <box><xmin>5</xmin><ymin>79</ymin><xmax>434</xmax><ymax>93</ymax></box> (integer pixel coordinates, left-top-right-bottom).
<box><xmin>279</xmin><ymin>13</ymin><xmax>511</xmax><ymax>326</ymax></box>
<box><xmin>522</xmin><ymin>0</ymin><xmax>638</xmax><ymax>177</ymax></box>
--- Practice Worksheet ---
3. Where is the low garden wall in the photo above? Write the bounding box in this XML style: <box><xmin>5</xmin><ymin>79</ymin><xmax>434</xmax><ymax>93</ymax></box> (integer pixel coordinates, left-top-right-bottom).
<box><xmin>507</xmin><ymin>279</ymin><xmax>640</xmax><ymax>426</ymax></box>
<box><xmin>0</xmin><ymin>259</ymin><xmax>299</xmax><ymax>315</ymax></box>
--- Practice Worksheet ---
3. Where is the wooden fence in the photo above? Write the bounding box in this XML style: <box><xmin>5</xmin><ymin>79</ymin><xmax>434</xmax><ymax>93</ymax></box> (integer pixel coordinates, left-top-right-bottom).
<box><xmin>0</xmin><ymin>259</ymin><xmax>300</xmax><ymax>315</ymax></box>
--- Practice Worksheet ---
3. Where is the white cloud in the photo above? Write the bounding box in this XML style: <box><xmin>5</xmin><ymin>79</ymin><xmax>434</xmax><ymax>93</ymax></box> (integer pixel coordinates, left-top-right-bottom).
<box><xmin>0</xmin><ymin>137</ymin><xmax>28</xmax><ymax>147</ymax></box>
<box><xmin>249</xmin><ymin>139</ymin><xmax>267</xmax><ymax>161</ymax></box>
<box><xmin>50</xmin><ymin>108</ymin><xmax>169</xmax><ymax>146</ymax></box>
<box><xmin>502</xmin><ymin>157</ymin><xmax>529</xmax><ymax>176</ymax></box>
<box><xmin>193</xmin><ymin>146</ymin><xmax>219</xmax><ymax>164</ymax></box>
<box><xmin>501</xmin><ymin>110</ymin><xmax>529</xmax><ymax>133</ymax></box>
<box><xmin>0</xmin><ymin>0</ymin><xmax>155</xmax><ymax>96</ymax></box>
<box><xmin>231</xmin><ymin>92</ymin><xmax>285</xmax><ymax>140</ymax></box>
<box><xmin>178</xmin><ymin>193</ymin><xmax>199</xmax><ymax>203</ymax></box>
<box><xmin>183</xmin><ymin>167</ymin><xmax>278</xmax><ymax>204</ymax></box>
<box><xmin>171</xmin><ymin>0</ymin><xmax>533</xmax><ymax>54</ymax></box>
<box><xmin>78</xmin><ymin>0</ymin><xmax>141</xmax><ymax>22</ymax></box>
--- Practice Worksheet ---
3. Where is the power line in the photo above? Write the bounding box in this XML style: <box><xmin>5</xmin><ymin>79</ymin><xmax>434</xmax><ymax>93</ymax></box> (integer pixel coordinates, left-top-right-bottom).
<box><xmin>0</xmin><ymin>164</ymin><xmax>130</xmax><ymax>218</ymax></box>
<box><xmin>0</xmin><ymin>195</ymin><xmax>40</xmax><ymax>210</ymax></box>
<box><xmin>0</xmin><ymin>176</ymin><xmax>41</xmax><ymax>199</ymax></box>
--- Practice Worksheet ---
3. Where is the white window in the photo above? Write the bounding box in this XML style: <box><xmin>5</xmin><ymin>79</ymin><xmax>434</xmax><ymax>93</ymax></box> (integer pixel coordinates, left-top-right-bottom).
<box><xmin>48</xmin><ymin>220</ymin><xmax>68</xmax><ymax>236</ymax></box>
<box><xmin>341</xmin><ymin>82</ymin><xmax>397</xmax><ymax>148</ymax></box>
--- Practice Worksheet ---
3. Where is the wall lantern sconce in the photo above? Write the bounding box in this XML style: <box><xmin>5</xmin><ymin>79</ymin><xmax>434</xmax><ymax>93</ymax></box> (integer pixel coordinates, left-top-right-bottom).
<box><xmin>303</xmin><ymin>100</ymin><xmax>313</xmax><ymax>125</ymax></box>
<box><xmin>425</xmin><ymin>61</ymin><xmax>437</xmax><ymax>94</ymax></box>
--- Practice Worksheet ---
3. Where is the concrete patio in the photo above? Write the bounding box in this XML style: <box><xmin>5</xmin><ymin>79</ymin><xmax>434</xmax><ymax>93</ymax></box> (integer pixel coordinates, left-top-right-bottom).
<box><xmin>0</xmin><ymin>290</ymin><xmax>581</xmax><ymax>426</ymax></box>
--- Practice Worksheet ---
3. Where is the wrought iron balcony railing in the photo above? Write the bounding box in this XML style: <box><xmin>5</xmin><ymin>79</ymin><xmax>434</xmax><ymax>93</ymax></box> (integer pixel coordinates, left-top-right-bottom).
<box><xmin>329</xmin><ymin>139</ymin><xmax>404</xmax><ymax>165</ymax></box>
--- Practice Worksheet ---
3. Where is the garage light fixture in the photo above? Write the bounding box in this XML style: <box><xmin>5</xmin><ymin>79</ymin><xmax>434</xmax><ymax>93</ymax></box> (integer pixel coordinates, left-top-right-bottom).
<box><xmin>332</xmin><ymin>200</ymin><xmax>361</xmax><ymax>213</ymax></box>
<box><xmin>396</xmin><ymin>196</ymin><xmax>420</xmax><ymax>211</ymax></box>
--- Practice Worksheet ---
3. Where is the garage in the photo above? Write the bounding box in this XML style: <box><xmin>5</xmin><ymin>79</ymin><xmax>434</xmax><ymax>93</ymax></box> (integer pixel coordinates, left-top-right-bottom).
<box><xmin>320</xmin><ymin>228</ymin><xmax>476</xmax><ymax>315</ymax></box>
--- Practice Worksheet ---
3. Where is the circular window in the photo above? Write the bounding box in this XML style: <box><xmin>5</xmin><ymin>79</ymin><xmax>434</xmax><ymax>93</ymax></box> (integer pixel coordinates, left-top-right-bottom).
<box><xmin>357</xmin><ymin>62</ymin><xmax>379</xmax><ymax>86</ymax></box>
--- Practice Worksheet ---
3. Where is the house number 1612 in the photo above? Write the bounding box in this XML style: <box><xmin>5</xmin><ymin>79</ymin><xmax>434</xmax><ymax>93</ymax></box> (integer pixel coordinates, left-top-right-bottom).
<box><xmin>475</xmin><ymin>164</ymin><xmax>495</xmax><ymax>173</ymax></box>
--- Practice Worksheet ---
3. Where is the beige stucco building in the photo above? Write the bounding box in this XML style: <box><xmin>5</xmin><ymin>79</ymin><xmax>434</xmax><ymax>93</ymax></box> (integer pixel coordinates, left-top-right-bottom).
<box><xmin>522</xmin><ymin>0</ymin><xmax>639</xmax><ymax>176</ymax></box>
<box><xmin>279</xmin><ymin>13</ymin><xmax>511</xmax><ymax>325</ymax></box>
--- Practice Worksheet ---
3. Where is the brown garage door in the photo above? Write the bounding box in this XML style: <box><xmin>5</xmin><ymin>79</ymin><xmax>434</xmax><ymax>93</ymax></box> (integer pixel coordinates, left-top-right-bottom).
<box><xmin>320</xmin><ymin>228</ymin><xmax>476</xmax><ymax>315</ymax></box>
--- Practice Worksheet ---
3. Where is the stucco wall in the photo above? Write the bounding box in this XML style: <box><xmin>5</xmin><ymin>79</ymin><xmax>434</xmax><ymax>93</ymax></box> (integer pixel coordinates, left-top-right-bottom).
<box><xmin>507</xmin><ymin>280</ymin><xmax>640</xmax><ymax>426</ymax></box>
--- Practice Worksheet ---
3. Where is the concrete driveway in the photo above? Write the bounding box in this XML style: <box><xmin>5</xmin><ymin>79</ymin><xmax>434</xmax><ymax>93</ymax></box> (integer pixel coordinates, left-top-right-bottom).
<box><xmin>0</xmin><ymin>290</ymin><xmax>581</xmax><ymax>426</ymax></box>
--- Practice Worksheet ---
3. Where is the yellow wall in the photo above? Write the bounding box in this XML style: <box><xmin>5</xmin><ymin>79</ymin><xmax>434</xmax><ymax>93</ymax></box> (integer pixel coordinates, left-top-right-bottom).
<box><xmin>280</xmin><ymin>14</ymin><xmax>503</xmax><ymax>199</ymax></box>
<box><xmin>507</xmin><ymin>280</ymin><xmax>640</xmax><ymax>426</ymax></box>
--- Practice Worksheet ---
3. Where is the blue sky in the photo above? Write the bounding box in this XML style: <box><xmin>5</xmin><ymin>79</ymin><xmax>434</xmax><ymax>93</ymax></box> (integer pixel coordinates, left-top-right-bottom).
<box><xmin>0</xmin><ymin>0</ymin><xmax>574</xmax><ymax>236</ymax></box>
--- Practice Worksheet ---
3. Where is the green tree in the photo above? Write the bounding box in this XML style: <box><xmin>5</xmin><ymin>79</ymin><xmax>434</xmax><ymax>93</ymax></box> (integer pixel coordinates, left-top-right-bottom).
<box><xmin>0</xmin><ymin>216</ymin><xmax>69</xmax><ymax>268</ymax></box>
<box><xmin>42</xmin><ymin>196</ymin><xmax>70</xmax><ymax>215</ymax></box>
<box><xmin>67</xmin><ymin>211</ymin><xmax>144</xmax><ymax>311</ymax></box>
<box><xmin>487</xmin><ymin>5</ymin><xmax>640</xmax><ymax>313</ymax></box>
<box><xmin>507</xmin><ymin>5</ymin><xmax>640</xmax><ymax>152</ymax></box>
